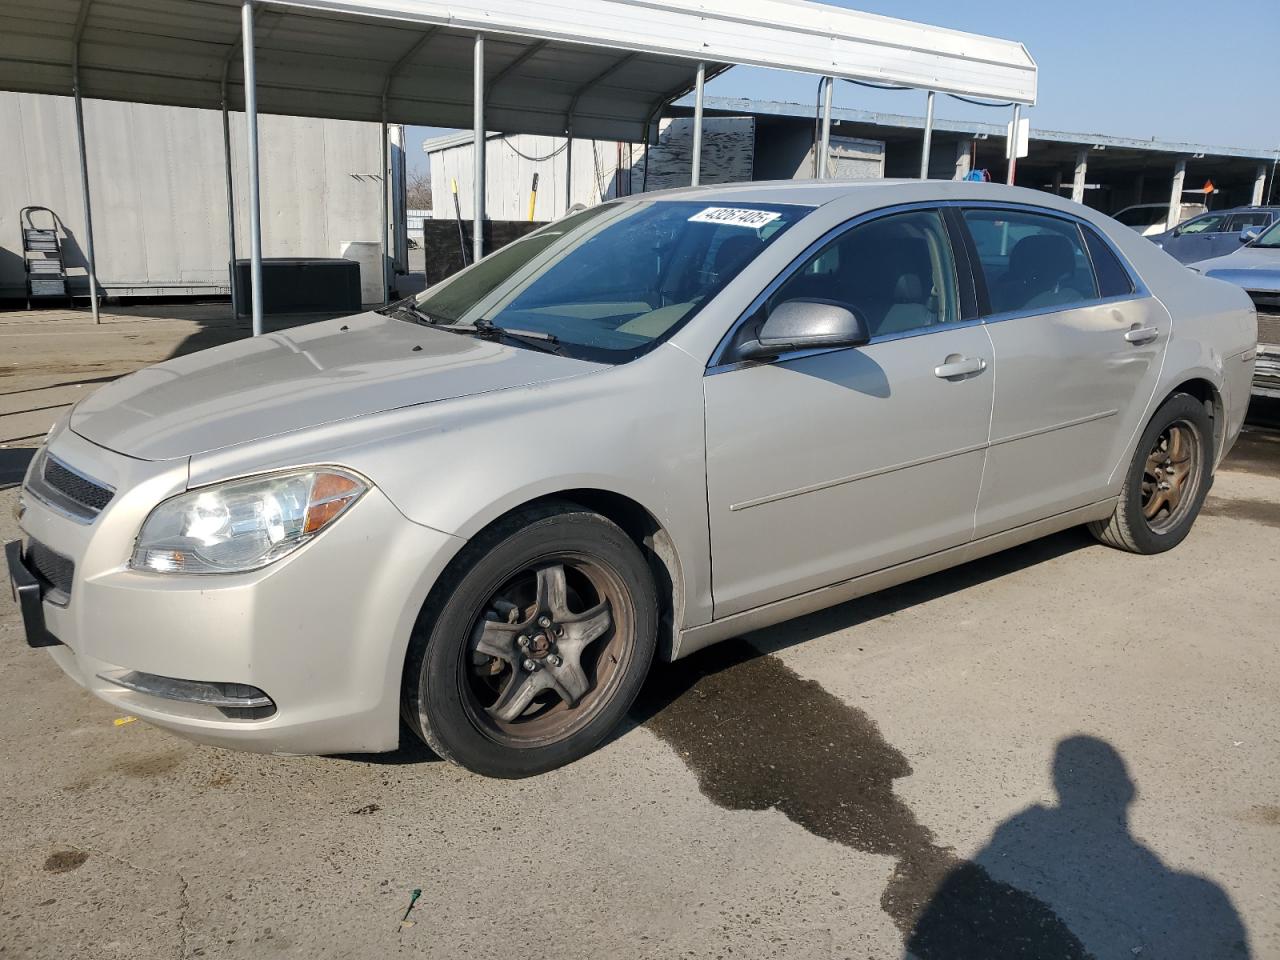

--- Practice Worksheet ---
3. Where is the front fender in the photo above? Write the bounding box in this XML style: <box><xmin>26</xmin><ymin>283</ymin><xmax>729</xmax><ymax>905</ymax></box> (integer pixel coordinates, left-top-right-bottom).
<box><xmin>189</xmin><ymin>345</ymin><xmax>715</xmax><ymax>629</ymax></box>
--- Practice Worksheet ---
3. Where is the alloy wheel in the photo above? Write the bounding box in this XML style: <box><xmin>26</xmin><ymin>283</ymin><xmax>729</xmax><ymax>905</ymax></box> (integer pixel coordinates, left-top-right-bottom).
<box><xmin>462</xmin><ymin>555</ymin><xmax>633</xmax><ymax>744</ymax></box>
<box><xmin>1141</xmin><ymin>420</ymin><xmax>1201</xmax><ymax>535</ymax></box>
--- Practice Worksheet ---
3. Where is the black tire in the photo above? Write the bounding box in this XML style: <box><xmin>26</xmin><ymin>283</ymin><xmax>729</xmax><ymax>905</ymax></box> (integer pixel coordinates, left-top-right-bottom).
<box><xmin>1088</xmin><ymin>392</ymin><xmax>1213</xmax><ymax>554</ymax></box>
<box><xmin>401</xmin><ymin>500</ymin><xmax>658</xmax><ymax>778</ymax></box>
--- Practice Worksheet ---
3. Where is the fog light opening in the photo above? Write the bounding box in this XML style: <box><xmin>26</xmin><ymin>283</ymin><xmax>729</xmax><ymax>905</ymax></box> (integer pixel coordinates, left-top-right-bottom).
<box><xmin>99</xmin><ymin>671</ymin><xmax>277</xmax><ymax>720</ymax></box>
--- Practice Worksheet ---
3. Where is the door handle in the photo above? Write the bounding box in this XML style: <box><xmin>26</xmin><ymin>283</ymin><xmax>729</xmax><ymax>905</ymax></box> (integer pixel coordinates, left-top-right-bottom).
<box><xmin>933</xmin><ymin>356</ymin><xmax>987</xmax><ymax>379</ymax></box>
<box><xmin>1124</xmin><ymin>325</ymin><xmax>1160</xmax><ymax>344</ymax></box>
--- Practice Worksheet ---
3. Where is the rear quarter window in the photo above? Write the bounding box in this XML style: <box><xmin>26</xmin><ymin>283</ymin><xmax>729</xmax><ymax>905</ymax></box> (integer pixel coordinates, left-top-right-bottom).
<box><xmin>1082</xmin><ymin>227</ymin><xmax>1136</xmax><ymax>299</ymax></box>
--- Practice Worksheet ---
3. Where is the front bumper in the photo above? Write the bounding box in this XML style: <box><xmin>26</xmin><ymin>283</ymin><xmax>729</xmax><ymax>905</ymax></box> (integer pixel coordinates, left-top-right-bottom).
<box><xmin>1254</xmin><ymin>345</ymin><xmax>1280</xmax><ymax>399</ymax></box>
<box><xmin>10</xmin><ymin>430</ymin><xmax>463</xmax><ymax>755</ymax></box>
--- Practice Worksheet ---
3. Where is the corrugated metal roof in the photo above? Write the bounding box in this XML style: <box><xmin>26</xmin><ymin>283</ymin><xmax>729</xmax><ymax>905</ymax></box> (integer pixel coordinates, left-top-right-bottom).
<box><xmin>0</xmin><ymin>0</ymin><xmax>1037</xmax><ymax>141</ymax></box>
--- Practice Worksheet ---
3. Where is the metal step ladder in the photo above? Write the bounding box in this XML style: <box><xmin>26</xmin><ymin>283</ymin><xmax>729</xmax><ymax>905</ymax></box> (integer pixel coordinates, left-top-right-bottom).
<box><xmin>21</xmin><ymin>206</ymin><xmax>71</xmax><ymax>309</ymax></box>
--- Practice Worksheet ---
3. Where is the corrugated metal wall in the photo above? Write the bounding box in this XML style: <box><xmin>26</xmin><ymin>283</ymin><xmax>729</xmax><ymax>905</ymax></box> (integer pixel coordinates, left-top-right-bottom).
<box><xmin>0</xmin><ymin>92</ymin><xmax>389</xmax><ymax>299</ymax></box>
<box><xmin>429</xmin><ymin>117</ymin><xmax>756</xmax><ymax>221</ymax></box>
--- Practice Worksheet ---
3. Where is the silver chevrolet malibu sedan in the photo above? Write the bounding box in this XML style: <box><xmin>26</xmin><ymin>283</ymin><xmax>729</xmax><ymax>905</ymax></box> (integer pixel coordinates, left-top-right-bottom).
<box><xmin>7</xmin><ymin>180</ymin><xmax>1257</xmax><ymax>777</ymax></box>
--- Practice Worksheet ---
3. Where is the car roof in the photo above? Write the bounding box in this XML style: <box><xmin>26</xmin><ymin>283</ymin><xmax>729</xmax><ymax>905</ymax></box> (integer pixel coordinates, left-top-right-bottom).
<box><xmin>630</xmin><ymin>178</ymin><xmax>1115</xmax><ymax>215</ymax></box>
<box><xmin>1117</xmin><ymin>201</ymin><xmax>1204</xmax><ymax>210</ymax></box>
<box><xmin>1187</xmin><ymin>205</ymin><xmax>1280</xmax><ymax>215</ymax></box>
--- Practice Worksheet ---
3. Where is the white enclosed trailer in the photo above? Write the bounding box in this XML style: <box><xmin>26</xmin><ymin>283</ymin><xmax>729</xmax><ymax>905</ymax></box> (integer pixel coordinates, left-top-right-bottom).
<box><xmin>0</xmin><ymin>91</ymin><xmax>400</xmax><ymax>302</ymax></box>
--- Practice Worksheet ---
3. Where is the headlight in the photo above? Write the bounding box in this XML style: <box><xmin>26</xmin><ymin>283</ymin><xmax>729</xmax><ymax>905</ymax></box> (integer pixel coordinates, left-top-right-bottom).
<box><xmin>130</xmin><ymin>468</ymin><xmax>367</xmax><ymax>574</ymax></box>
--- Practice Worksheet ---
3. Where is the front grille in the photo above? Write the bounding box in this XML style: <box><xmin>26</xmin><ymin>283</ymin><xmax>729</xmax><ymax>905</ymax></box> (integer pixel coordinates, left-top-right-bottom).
<box><xmin>26</xmin><ymin>539</ymin><xmax>75</xmax><ymax>600</ymax></box>
<box><xmin>42</xmin><ymin>455</ymin><xmax>114</xmax><ymax>513</ymax></box>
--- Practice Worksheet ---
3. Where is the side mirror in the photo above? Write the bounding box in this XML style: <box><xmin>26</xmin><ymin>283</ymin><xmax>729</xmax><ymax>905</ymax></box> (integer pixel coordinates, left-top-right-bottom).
<box><xmin>738</xmin><ymin>298</ymin><xmax>871</xmax><ymax>361</ymax></box>
<box><xmin>1241</xmin><ymin>227</ymin><xmax>1262</xmax><ymax>244</ymax></box>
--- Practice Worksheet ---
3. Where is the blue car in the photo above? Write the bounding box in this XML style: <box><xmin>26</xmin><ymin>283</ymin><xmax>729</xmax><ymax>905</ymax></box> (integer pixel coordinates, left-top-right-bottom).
<box><xmin>1150</xmin><ymin>206</ymin><xmax>1280</xmax><ymax>265</ymax></box>
<box><xmin>1195</xmin><ymin>218</ymin><xmax>1280</xmax><ymax>397</ymax></box>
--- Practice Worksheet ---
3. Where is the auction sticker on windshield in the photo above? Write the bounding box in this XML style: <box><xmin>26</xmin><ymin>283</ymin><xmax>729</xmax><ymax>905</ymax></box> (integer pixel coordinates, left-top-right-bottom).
<box><xmin>688</xmin><ymin>207</ymin><xmax>782</xmax><ymax>229</ymax></box>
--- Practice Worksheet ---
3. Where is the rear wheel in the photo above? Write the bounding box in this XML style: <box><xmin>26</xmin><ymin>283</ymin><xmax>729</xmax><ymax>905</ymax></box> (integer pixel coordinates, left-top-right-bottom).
<box><xmin>402</xmin><ymin>502</ymin><xmax>657</xmax><ymax>778</ymax></box>
<box><xmin>1088</xmin><ymin>393</ymin><xmax>1212</xmax><ymax>554</ymax></box>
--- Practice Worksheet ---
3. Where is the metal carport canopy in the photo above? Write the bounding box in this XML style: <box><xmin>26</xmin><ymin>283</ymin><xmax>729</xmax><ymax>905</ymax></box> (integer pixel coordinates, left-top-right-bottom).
<box><xmin>1</xmin><ymin>0</ymin><xmax>1037</xmax><ymax>142</ymax></box>
<box><xmin>0</xmin><ymin>0</ymin><xmax>1036</xmax><ymax>336</ymax></box>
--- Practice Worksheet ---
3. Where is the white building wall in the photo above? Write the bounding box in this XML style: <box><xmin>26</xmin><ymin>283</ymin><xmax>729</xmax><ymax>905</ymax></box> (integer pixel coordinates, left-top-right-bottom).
<box><xmin>429</xmin><ymin>118</ymin><xmax>756</xmax><ymax>222</ymax></box>
<box><xmin>0</xmin><ymin>92</ymin><xmax>387</xmax><ymax>299</ymax></box>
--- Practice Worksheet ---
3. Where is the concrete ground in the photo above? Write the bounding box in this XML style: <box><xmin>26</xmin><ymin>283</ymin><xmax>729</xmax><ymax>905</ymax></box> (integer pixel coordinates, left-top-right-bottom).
<box><xmin>1</xmin><ymin>303</ymin><xmax>1278</xmax><ymax>959</ymax></box>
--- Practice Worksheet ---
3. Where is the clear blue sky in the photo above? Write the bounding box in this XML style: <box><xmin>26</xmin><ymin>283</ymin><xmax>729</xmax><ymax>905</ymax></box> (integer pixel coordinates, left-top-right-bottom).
<box><xmin>406</xmin><ymin>0</ymin><xmax>1279</xmax><ymax>175</ymax></box>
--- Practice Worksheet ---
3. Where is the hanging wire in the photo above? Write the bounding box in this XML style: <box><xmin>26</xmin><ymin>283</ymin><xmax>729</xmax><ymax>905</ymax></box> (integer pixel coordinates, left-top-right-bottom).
<box><xmin>837</xmin><ymin>77</ymin><xmax>1017</xmax><ymax>108</ymax></box>
<box><xmin>501</xmin><ymin>136</ymin><xmax>568</xmax><ymax>162</ymax></box>
<box><xmin>945</xmin><ymin>92</ymin><xmax>1017</xmax><ymax>108</ymax></box>
<box><xmin>843</xmin><ymin>78</ymin><xmax>911</xmax><ymax>91</ymax></box>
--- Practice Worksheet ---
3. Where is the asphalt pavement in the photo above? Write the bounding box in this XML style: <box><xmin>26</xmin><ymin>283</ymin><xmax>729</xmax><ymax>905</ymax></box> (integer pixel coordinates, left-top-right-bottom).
<box><xmin>1</xmin><ymin>305</ymin><xmax>1277</xmax><ymax>959</ymax></box>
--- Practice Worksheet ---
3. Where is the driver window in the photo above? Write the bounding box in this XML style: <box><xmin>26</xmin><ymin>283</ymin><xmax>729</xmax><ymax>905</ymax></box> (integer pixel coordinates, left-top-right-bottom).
<box><xmin>768</xmin><ymin>209</ymin><xmax>959</xmax><ymax>339</ymax></box>
<box><xmin>1178</xmin><ymin>214</ymin><xmax>1229</xmax><ymax>235</ymax></box>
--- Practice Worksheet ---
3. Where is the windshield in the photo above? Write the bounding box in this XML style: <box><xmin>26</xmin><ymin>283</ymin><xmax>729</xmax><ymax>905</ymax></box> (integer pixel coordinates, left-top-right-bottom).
<box><xmin>1252</xmin><ymin>219</ymin><xmax>1280</xmax><ymax>248</ymax></box>
<box><xmin>1115</xmin><ymin>207</ymin><xmax>1166</xmax><ymax>227</ymax></box>
<box><xmin>410</xmin><ymin>200</ymin><xmax>809</xmax><ymax>362</ymax></box>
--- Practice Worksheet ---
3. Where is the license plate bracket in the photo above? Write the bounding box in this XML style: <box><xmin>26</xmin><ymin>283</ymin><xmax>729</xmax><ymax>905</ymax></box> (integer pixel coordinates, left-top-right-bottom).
<box><xmin>4</xmin><ymin>540</ymin><xmax>63</xmax><ymax>648</ymax></box>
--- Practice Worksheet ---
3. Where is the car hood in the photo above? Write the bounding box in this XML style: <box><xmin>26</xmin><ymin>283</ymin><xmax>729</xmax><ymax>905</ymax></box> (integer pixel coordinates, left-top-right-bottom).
<box><xmin>71</xmin><ymin>312</ymin><xmax>604</xmax><ymax>461</ymax></box>
<box><xmin>1197</xmin><ymin>246</ymin><xmax>1280</xmax><ymax>291</ymax></box>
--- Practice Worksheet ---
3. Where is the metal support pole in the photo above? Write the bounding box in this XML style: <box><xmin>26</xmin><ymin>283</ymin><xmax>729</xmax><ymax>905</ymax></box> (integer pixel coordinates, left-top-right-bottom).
<box><xmin>919</xmin><ymin>90</ymin><xmax>935</xmax><ymax>180</ymax></box>
<box><xmin>1006</xmin><ymin>103</ymin><xmax>1021</xmax><ymax>185</ymax></box>
<box><xmin>1169</xmin><ymin>159</ymin><xmax>1187</xmax><ymax>230</ymax></box>
<box><xmin>71</xmin><ymin>66</ymin><xmax>100</xmax><ymax>323</ymax></box>
<box><xmin>1071</xmin><ymin>149</ymin><xmax>1088</xmax><ymax>204</ymax></box>
<box><xmin>1253</xmin><ymin>163</ymin><xmax>1267</xmax><ymax>206</ymax></box>
<box><xmin>380</xmin><ymin>112</ymin><xmax>391</xmax><ymax>303</ymax></box>
<box><xmin>817</xmin><ymin>76</ymin><xmax>833</xmax><ymax>180</ymax></box>
<box><xmin>690</xmin><ymin>62</ymin><xmax>706</xmax><ymax>186</ymax></box>
<box><xmin>565</xmin><ymin>121</ymin><xmax>573</xmax><ymax>214</ymax></box>
<box><xmin>220</xmin><ymin>87</ymin><xmax>239</xmax><ymax>317</ymax></box>
<box><xmin>472</xmin><ymin>33</ymin><xmax>485</xmax><ymax>262</ymax></box>
<box><xmin>241</xmin><ymin>0</ymin><xmax>264</xmax><ymax>336</ymax></box>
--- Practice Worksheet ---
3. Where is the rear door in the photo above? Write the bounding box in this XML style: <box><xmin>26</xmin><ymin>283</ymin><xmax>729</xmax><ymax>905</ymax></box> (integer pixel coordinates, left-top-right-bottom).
<box><xmin>703</xmin><ymin>206</ymin><xmax>993</xmax><ymax>617</ymax></box>
<box><xmin>1223</xmin><ymin>212</ymin><xmax>1275</xmax><ymax>258</ymax></box>
<box><xmin>960</xmin><ymin>206</ymin><xmax>1171</xmax><ymax>536</ymax></box>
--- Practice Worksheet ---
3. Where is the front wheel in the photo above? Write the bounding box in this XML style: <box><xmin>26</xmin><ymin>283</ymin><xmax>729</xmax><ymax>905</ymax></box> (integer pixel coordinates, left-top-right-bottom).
<box><xmin>402</xmin><ymin>502</ymin><xmax>658</xmax><ymax>778</ymax></box>
<box><xmin>1088</xmin><ymin>392</ymin><xmax>1213</xmax><ymax>554</ymax></box>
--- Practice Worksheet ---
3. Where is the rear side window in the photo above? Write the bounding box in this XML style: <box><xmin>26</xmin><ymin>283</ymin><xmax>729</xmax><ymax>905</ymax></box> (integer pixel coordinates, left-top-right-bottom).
<box><xmin>1226</xmin><ymin>212</ymin><xmax>1274</xmax><ymax>232</ymax></box>
<box><xmin>1081</xmin><ymin>227</ymin><xmax>1136</xmax><ymax>298</ymax></box>
<box><xmin>963</xmin><ymin>209</ymin><xmax>1098</xmax><ymax>314</ymax></box>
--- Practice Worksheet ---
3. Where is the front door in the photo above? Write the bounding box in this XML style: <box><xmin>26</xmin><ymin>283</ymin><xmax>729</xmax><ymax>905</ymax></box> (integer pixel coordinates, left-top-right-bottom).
<box><xmin>1166</xmin><ymin>212</ymin><xmax>1230</xmax><ymax>264</ymax></box>
<box><xmin>703</xmin><ymin>208</ymin><xmax>994</xmax><ymax>618</ymax></box>
<box><xmin>959</xmin><ymin>206</ymin><xmax>1172</xmax><ymax>536</ymax></box>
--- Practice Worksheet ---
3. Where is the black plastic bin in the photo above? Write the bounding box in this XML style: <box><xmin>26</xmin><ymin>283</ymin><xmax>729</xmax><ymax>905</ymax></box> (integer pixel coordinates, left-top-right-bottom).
<box><xmin>231</xmin><ymin>258</ymin><xmax>362</xmax><ymax>316</ymax></box>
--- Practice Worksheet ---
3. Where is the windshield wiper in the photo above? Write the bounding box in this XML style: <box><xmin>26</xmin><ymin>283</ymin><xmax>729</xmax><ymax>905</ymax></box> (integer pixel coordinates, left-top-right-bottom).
<box><xmin>380</xmin><ymin>299</ymin><xmax>441</xmax><ymax>325</ymax></box>
<box><xmin>445</xmin><ymin>318</ymin><xmax>564</xmax><ymax>355</ymax></box>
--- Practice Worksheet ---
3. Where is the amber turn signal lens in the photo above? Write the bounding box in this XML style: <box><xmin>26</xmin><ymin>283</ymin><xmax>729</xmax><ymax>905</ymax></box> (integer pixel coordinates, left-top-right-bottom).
<box><xmin>304</xmin><ymin>473</ymin><xmax>363</xmax><ymax>534</ymax></box>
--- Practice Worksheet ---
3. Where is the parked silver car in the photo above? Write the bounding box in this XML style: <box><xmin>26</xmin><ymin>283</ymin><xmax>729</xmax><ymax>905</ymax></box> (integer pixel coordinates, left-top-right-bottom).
<box><xmin>6</xmin><ymin>180</ymin><xmax>1257</xmax><ymax>777</ymax></box>
<box><xmin>1193</xmin><ymin>217</ymin><xmax>1280</xmax><ymax>396</ymax></box>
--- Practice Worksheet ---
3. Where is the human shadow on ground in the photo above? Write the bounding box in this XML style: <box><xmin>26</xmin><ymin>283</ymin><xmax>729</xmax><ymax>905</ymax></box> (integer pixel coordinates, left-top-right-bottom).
<box><xmin>907</xmin><ymin>735</ymin><xmax>1251</xmax><ymax>959</ymax></box>
<box><xmin>634</xmin><ymin>636</ymin><xmax>1250</xmax><ymax>959</ymax></box>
